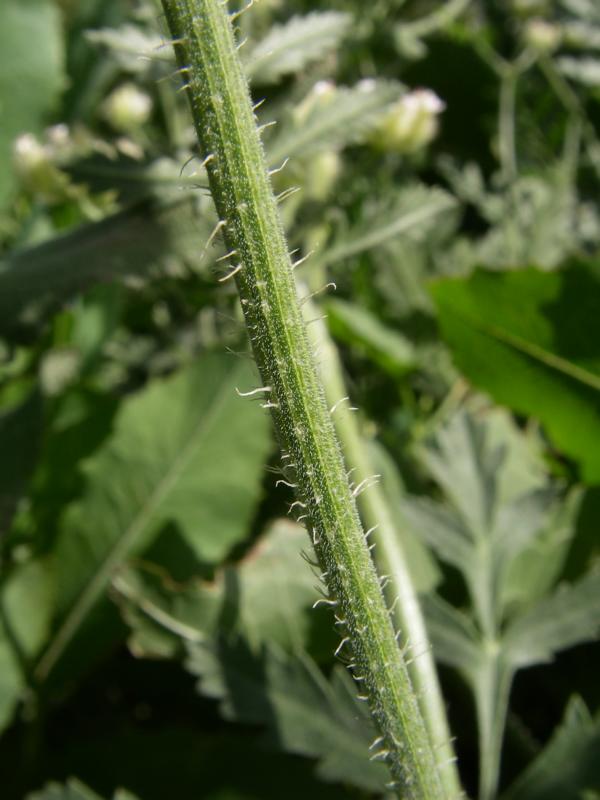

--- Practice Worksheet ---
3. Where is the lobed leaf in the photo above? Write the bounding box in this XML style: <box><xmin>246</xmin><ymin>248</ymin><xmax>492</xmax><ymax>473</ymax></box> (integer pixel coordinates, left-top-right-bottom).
<box><xmin>502</xmin><ymin>696</ymin><xmax>600</xmax><ymax>800</ymax></box>
<box><xmin>503</xmin><ymin>569</ymin><xmax>600</xmax><ymax>668</ymax></box>
<box><xmin>186</xmin><ymin>638</ymin><xmax>388</xmax><ymax>792</ymax></box>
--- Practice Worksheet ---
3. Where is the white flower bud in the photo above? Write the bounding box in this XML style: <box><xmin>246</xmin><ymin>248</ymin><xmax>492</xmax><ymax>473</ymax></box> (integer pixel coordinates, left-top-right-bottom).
<box><xmin>371</xmin><ymin>89</ymin><xmax>445</xmax><ymax>154</ymax></box>
<box><xmin>524</xmin><ymin>18</ymin><xmax>562</xmax><ymax>52</ymax></box>
<box><xmin>102</xmin><ymin>83</ymin><xmax>152</xmax><ymax>132</ymax></box>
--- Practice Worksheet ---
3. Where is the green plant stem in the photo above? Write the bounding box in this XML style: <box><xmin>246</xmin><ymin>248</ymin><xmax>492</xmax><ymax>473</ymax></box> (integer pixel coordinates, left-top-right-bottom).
<box><xmin>305</xmin><ymin>300</ymin><xmax>462</xmax><ymax>799</ymax></box>
<box><xmin>159</xmin><ymin>0</ymin><xmax>448</xmax><ymax>795</ymax></box>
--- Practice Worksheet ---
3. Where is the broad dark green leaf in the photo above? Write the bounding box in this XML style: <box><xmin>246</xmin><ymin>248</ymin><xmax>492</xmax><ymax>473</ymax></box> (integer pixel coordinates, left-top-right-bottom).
<box><xmin>0</xmin><ymin>0</ymin><xmax>65</xmax><ymax>207</ymax></box>
<box><xmin>503</xmin><ymin>696</ymin><xmax>600</xmax><ymax>800</ymax></box>
<box><xmin>35</xmin><ymin>354</ymin><xmax>271</xmax><ymax>680</ymax></box>
<box><xmin>186</xmin><ymin>639</ymin><xmax>388</xmax><ymax>792</ymax></box>
<box><xmin>431</xmin><ymin>264</ymin><xmax>600</xmax><ymax>483</ymax></box>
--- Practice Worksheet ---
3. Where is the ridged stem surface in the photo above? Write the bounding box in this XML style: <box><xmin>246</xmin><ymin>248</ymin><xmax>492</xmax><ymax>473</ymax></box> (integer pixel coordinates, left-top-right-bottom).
<box><xmin>160</xmin><ymin>1</ymin><xmax>448</xmax><ymax>796</ymax></box>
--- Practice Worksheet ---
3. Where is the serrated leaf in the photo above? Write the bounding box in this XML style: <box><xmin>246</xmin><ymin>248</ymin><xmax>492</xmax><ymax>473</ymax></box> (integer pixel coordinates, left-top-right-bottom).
<box><xmin>503</xmin><ymin>696</ymin><xmax>600</xmax><ymax>800</ymax></box>
<box><xmin>403</xmin><ymin>496</ymin><xmax>474</xmax><ymax>575</ymax></box>
<box><xmin>245</xmin><ymin>12</ymin><xmax>352</xmax><ymax>84</ymax></box>
<box><xmin>186</xmin><ymin>638</ymin><xmax>387</xmax><ymax>792</ymax></box>
<box><xmin>431</xmin><ymin>263</ymin><xmax>600</xmax><ymax>483</ymax></box>
<box><xmin>317</xmin><ymin>184</ymin><xmax>458</xmax><ymax>268</ymax></box>
<box><xmin>85</xmin><ymin>25</ymin><xmax>163</xmax><ymax>74</ymax></box>
<box><xmin>36</xmin><ymin>354</ymin><xmax>271</xmax><ymax>679</ymax></box>
<box><xmin>503</xmin><ymin>570</ymin><xmax>600</xmax><ymax>668</ymax></box>
<box><xmin>267</xmin><ymin>80</ymin><xmax>404</xmax><ymax>164</ymax></box>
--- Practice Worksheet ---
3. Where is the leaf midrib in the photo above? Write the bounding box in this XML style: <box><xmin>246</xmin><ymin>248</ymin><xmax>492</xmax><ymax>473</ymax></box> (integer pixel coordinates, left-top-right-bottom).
<box><xmin>448</xmin><ymin>306</ymin><xmax>600</xmax><ymax>392</ymax></box>
<box><xmin>34</xmin><ymin>363</ymin><xmax>238</xmax><ymax>682</ymax></box>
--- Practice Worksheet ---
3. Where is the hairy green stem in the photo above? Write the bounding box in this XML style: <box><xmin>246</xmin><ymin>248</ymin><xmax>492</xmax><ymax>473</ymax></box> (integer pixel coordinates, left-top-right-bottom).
<box><xmin>160</xmin><ymin>0</ymin><xmax>448</xmax><ymax>795</ymax></box>
<box><xmin>305</xmin><ymin>302</ymin><xmax>462</xmax><ymax>798</ymax></box>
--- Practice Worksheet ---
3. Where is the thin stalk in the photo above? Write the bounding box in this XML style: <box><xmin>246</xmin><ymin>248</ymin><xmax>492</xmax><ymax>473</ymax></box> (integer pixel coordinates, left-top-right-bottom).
<box><xmin>159</xmin><ymin>0</ymin><xmax>448</xmax><ymax>795</ymax></box>
<box><xmin>305</xmin><ymin>301</ymin><xmax>462</xmax><ymax>799</ymax></box>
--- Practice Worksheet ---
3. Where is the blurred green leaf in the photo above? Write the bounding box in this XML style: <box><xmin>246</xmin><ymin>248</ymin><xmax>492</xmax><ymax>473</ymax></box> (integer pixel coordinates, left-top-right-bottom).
<box><xmin>26</xmin><ymin>779</ymin><xmax>105</xmax><ymax>800</ymax></box>
<box><xmin>186</xmin><ymin>638</ymin><xmax>388</xmax><ymax>792</ymax></box>
<box><xmin>326</xmin><ymin>298</ymin><xmax>416</xmax><ymax>378</ymax></box>
<box><xmin>0</xmin><ymin>197</ymin><xmax>212</xmax><ymax>339</ymax></box>
<box><xmin>503</xmin><ymin>569</ymin><xmax>600</xmax><ymax>668</ymax></box>
<box><xmin>26</xmin><ymin>779</ymin><xmax>140</xmax><ymax>800</ymax></box>
<box><xmin>503</xmin><ymin>696</ymin><xmax>600</xmax><ymax>800</ymax></box>
<box><xmin>267</xmin><ymin>80</ymin><xmax>404</xmax><ymax>163</ymax></box>
<box><xmin>245</xmin><ymin>12</ymin><xmax>352</xmax><ymax>84</ymax></box>
<box><xmin>0</xmin><ymin>559</ymin><xmax>53</xmax><ymax>733</ymax></box>
<box><xmin>431</xmin><ymin>264</ymin><xmax>600</xmax><ymax>483</ymax></box>
<box><xmin>0</xmin><ymin>0</ymin><xmax>65</xmax><ymax>207</ymax></box>
<box><xmin>317</xmin><ymin>184</ymin><xmax>458</xmax><ymax>269</ymax></box>
<box><xmin>0</xmin><ymin>391</ymin><xmax>42</xmax><ymax>535</ymax></box>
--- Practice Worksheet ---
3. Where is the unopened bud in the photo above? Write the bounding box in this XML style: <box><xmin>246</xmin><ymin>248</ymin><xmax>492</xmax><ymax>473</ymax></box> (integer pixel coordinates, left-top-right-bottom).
<box><xmin>524</xmin><ymin>18</ymin><xmax>562</xmax><ymax>52</ymax></box>
<box><xmin>102</xmin><ymin>83</ymin><xmax>152</xmax><ymax>132</ymax></box>
<box><xmin>371</xmin><ymin>89</ymin><xmax>445</xmax><ymax>154</ymax></box>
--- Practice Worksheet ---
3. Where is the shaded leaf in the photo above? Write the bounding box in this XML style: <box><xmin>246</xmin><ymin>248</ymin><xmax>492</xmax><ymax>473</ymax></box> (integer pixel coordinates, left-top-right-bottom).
<box><xmin>0</xmin><ymin>560</ymin><xmax>53</xmax><ymax>733</ymax></box>
<box><xmin>431</xmin><ymin>264</ymin><xmax>600</xmax><ymax>483</ymax></box>
<box><xmin>116</xmin><ymin>519</ymin><xmax>324</xmax><ymax>658</ymax></box>
<box><xmin>0</xmin><ymin>391</ymin><xmax>43</xmax><ymax>535</ymax></box>
<box><xmin>503</xmin><ymin>569</ymin><xmax>600</xmax><ymax>668</ymax></box>
<box><xmin>503</xmin><ymin>696</ymin><xmax>600</xmax><ymax>800</ymax></box>
<box><xmin>421</xmin><ymin>593</ymin><xmax>481</xmax><ymax>678</ymax></box>
<box><xmin>186</xmin><ymin>638</ymin><xmax>387</xmax><ymax>792</ymax></box>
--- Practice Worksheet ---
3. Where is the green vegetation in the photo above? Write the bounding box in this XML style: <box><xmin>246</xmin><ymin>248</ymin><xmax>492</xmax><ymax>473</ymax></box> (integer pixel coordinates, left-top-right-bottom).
<box><xmin>1</xmin><ymin>1</ymin><xmax>599</xmax><ymax>799</ymax></box>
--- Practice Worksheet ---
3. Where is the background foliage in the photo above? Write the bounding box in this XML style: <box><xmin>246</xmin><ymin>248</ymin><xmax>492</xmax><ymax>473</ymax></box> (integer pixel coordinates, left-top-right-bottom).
<box><xmin>1</xmin><ymin>0</ymin><xmax>599</xmax><ymax>798</ymax></box>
